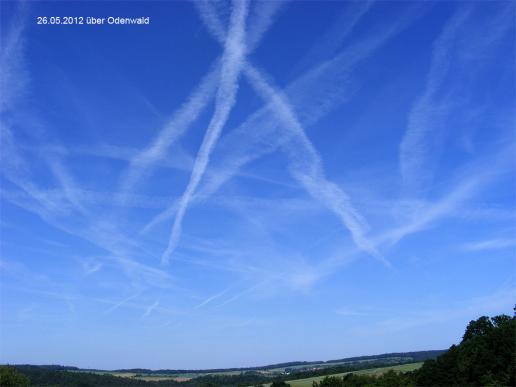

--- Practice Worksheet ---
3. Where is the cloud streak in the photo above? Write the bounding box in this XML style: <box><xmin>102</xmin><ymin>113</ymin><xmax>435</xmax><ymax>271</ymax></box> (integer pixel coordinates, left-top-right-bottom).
<box><xmin>161</xmin><ymin>0</ymin><xmax>250</xmax><ymax>264</ymax></box>
<box><xmin>149</xmin><ymin>1</ymin><xmax>429</xmax><ymax>263</ymax></box>
<box><xmin>461</xmin><ymin>238</ymin><xmax>516</xmax><ymax>252</ymax></box>
<box><xmin>119</xmin><ymin>0</ymin><xmax>284</xmax><ymax>206</ymax></box>
<box><xmin>243</xmin><ymin>65</ymin><xmax>383</xmax><ymax>262</ymax></box>
<box><xmin>194</xmin><ymin>287</ymin><xmax>231</xmax><ymax>309</ymax></box>
<box><xmin>399</xmin><ymin>8</ymin><xmax>471</xmax><ymax>195</ymax></box>
<box><xmin>291</xmin><ymin>0</ymin><xmax>374</xmax><ymax>76</ymax></box>
<box><xmin>142</xmin><ymin>300</ymin><xmax>160</xmax><ymax>318</ymax></box>
<box><xmin>104</xmin><ymin>293</ymin><xmax>141</xmax><ymax>315</ymax></box>
<box><xmin>117</xmin><ymin>66</ymin><xmax>220</xmax><ymax>203</ymax></box>
<box><xmin>139</xmin><ymin>8</ymin><xmax>425</xmax><ymax>252</ymax></box>
<box><xmin>0</xmin><ymin>2</ymin><xmax>28</xmax><ymax>113</ymax></box>
<box><xmin>399</xmin><ymin>4</ymin><xmax>513</xmax><ymax>196</ymax></box>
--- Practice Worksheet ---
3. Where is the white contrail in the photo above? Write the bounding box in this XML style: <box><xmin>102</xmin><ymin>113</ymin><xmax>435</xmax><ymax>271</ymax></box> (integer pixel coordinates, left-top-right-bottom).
<box><xmin>193</xmin><ymin>0</ymin><xmax>286</xmax><ymax>53</ymax></box>
<box><xmin>104</xmin><ymin>293</ymin><xmax>140</xmax><ymax>314</ymax></box>
<box><xmin>0</xmin><ymin>3</ymin><xmax>180</xmax><ymax>292</ymax></box>
<box><xmin>290</xmin><ymin>0</ymin><xmax>374</xmax><ymax>76</ymax></box>
<box><xmin>1</xmin><ymin>3</ymin><xmax>101</xmax><ymax>220</ymax></box>
<box><xmin>194</xmin><ymin>287</ymin><xmax>230</xmax><ymax>309</ymax></box>
<box><xmin>141</xmin><ymin>300</ymin><xmax>159</xmax><ymax>318</ymax></box>
<box><xmin>0</xmin><ymin>2</ymin><xmax>28</xmax><ymax>113</ymax></box>
<box><xmin>399</xmin><ymin>5</ymin><xmax>511</xmax><ymax>196</ymax></box>
<box><xmin>245</xmin><ymin>0</ymin><xmax>287</xmax><ymax>51</ymax></box>
<box><xmin>215</xmin><ymin>281</ymin><xmax>266</xmax><ymax>308</ymax></box>
<box><xmin>119</xmin><ymin>0</ymin><xmax>282</xmax><ymax>203</ymax></box>
<box><xmin>399</xmin><ymin>9</ymin><xmax>470</xmax><ymax>196</ymax></box>
<box><xmin>243</xmin><ymin>65</ymin><xmax>385</xmax><ymax>263</ymax></box>
<box><xmin>83</xmin><ymin>261</ymin><xmax>103</xmax><ymax>275</ymax></box>
<box><xmin>461</xmin><ymin>238</ymin><xmax>516</xmax><ymax>252</ymax></box>
<box><xmin>383</xmin><ymin>148</ymin><xmax>513</xmax><ymax>247</ymax></box>
<box><xmin>161</xmin><ymin>0</ymin><xmax>250</xmax><ymax>264</ymax></box>
<box><xmin>118</xmin><ymin>65</ymin><xmax>220</xmax><ymax>203</ymax></box>
<box><xmin>172</xmin><ymin>2</ymin><xmax>428</xmax><ymax>262</ymax></box>
<box><xmin>306</xmin><ymin>147</ymin><xmax>514</xmax><ymax>284</ymax></box>
<box><xmin>193</xmin><ymin>0</ymin><xmax>226</xmax><ymax>43</ymax></box>
<box><xmin>46</xmin><ymin>158</ymin><xmax>90</xmax><ymax>216</ymax></box>
<box><xmin>1</xmin><ymin>154</ymin><xmax>176</xmax><ymax>288</ymax></box>
<box><xmin>197</xmin><ymin>4</ymin><xmax>428</xmax><ymax>200</ymax></box>
<box><xmin>145</xmin><ymin>5</ymin><xmax>427</xmax><ymax>240</ymax></box>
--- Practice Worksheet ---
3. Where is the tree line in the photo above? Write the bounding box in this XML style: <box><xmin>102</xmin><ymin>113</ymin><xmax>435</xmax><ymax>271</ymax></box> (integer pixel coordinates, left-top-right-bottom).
<box><xmin>1</xmin><ymin>311</ymin><xmax>513</xmax><ymax>386</ymax></box>
<box><xmin>312</xmin><ymin>311</ymin><xmax>515</xmax><ymax>387</ymax></box>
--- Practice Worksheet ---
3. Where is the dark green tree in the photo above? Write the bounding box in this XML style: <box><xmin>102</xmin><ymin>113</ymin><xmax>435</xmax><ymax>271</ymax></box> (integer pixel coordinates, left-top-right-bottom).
<box><xmin>271</xmin><ymin>381</ymin><xmax>291</xmax><ymax>387</ymax></box>
<box><xmin>417</xmin><ymin>312</ymin><xmax>515</xmax><ymax>386</ymax></box>
<box><xmin>0</xmin><ymin>366</ymin><xmax>30</xmax><ymax>387</ymax></box>
<box><xmin>462</xmin><ymin>316</ymin><xmax>494</xmax><ymax>341</ymax></box>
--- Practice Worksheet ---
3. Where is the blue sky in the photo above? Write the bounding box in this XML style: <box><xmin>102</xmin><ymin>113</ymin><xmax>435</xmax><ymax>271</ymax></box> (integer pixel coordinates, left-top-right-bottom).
<box><xmin>0</xmin><ymin>0</ymin><xmax>514</xmax><ymax>370</ymax></box>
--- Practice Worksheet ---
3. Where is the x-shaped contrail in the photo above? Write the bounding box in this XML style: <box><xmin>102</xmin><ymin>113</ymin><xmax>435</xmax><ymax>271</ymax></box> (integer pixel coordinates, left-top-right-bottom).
<box><xmin>159</xmin><ymin>0</ymin><xmax>384</xmax><ymax>265</ymax></box>
<box><xmin>161</xmin><ymin>0</ymin><xmax>250</xmax><ymax>263</ymax></box>
<box><xmin>117</xmin><ymin>1</ymin><xmax>282</xmax><ymax>204</ymax></box>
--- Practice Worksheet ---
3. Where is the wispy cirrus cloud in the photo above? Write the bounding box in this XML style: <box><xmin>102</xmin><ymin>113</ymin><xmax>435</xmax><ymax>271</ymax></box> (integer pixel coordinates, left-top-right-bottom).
<box><xmin>215</xmin><ymin>280</ymin><xmax>267</xmax><ymax>308</ymax></box>
<box><xmin>290</xmin><ymin>0</ymin><xmax>374</xmax><ymax>76</ymax></box>
<box><xmin>245</xmin><ymin>0</ymin><xmax>286</xmax><ymax>50</ymax></box>
<box><xmin>142</xmin><ymin>300</ymin><xmax>160</xmax><ymax>318</ymax></box>
<box><xmin>379</xmin><ymin>174</ymin><xmax>485</xmax><ymax>248</ymax></box>
<box><xmin>304</xmin><ymin>146</ymin><xmax>515</xmax><ymax>281</ymax></box>
<box><xmin>399</xmin><ymin>8</ymin><xmax>471</xmax><ymax>196</ymax></box>
<box><xmin>194</xmin><ymin>287</ymin><xmax>231</xmax><ymax>309</ymax></box>
<box><xmin>383</xmin><ymin>146</ymin><xmax>514</xmax><ymax>247</ymax></box>
<box><xmin>461</xmin><ymin>238</ymin><xmax>516</xmax><ymax>252</ymax></box>
<box><xmin>144</xmin><ymin>5</ymin><xmax>427</xmax><ymax>237</ymax></box>
<box><xmin>118</xmin><ymin>0</ymin><xmax>284</xmax><ymax>208</ymax></box>
<box><xmin>0</xmin><ymin>2</ymin><xmax>28</xmax><ymax>113</ymax></box>
<box><xmin>117</xmin><ymin>66</ymin><xmax>219</xmax><ymax>204</ymax></box>
<box><xmin>147</xmin><ymin>2</ymin><xmax>428</xmax><ymax>265</ymax></box>
<box><xmin>0</xmin><ymin>5</ymin><xmax>83</xmax><ymax>219</ymax></box>
<box><xmin>399</xmin><ymin>4</ymin><xmax>513</xmax><ymax>196</ymax></box>
<box><xmin>194</xmin><ymin>0</ymin><xmax>287</xmax><ymax>53</ymax></box>
<box><xmin>104</xmin><ymin>293</ymin><xmax>142</xmax><ymax>315</ymax></box>
<box><xmin>27</xmin><ymin>143</ymin><xmax>194</xmax><ymax>173</ymax></box>
<box><xmin>2</xmin><ymin>180</ymin><xmax>176</xmax><ymax>289</ymax></box>
<box><xmin>1</xmin><ymin>0</ymin><xmax>513</xmax><ymax>366</ymax></box>
<box><xmin>2</xmin><ymin>90</ymin><xmax>173</xmax><ymax>292</ymax></box>
<box><xmin>161</xmin><ymin>0</ymin><xmax>250</xmax><ymax>264</ymax></box>
<box><xmin>82</xmin><ymin>261</ymin><xmax>103</xmax><ymax>275</ymax></box>
<box><xmin>351</xmin><ymin>285</ymin><xmax>515</xmax><ymax>335</ymax></box>
<box><xmin>243</xmin><ymin>64</ymin><xmax>384</xmax><ymax>263</ymax></box>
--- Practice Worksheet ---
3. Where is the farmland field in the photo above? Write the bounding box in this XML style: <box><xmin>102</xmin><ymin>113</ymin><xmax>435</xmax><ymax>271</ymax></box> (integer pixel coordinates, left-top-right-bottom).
<box><xmin>89</xmin><ymin>369</ymin><xmax>245</xmax><ymax>382</ymax></box>
<box><xmin>275</xmin><ymin>362</ymin><xmax>424</xmax><ymax>387</ymax></box>
<box><xmin>78</xmin><ymin>361</ymin><xmax>423</xmax><ymax>387</ymax></box>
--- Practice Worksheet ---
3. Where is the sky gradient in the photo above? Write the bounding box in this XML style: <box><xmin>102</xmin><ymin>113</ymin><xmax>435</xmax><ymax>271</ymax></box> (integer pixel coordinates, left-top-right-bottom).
<box><xmin>0</xmin><ymin>0</ymin><xmax>515</xmax><ymax>369</ymax></box>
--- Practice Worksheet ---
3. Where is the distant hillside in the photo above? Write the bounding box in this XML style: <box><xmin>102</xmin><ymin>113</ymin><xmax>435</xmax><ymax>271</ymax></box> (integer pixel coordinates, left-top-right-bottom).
<box><xmin>4</xmin><ymin>309</ymin><xmax>513</xmax><ymax>387</ymax></box>
<box><xmin>4</xmin><ymin>350</ymin><xmax>444</xmax><ymax>375</ymax></box>
<box><xmin>1</xmin><ymin>351</ymin><xmax>445</xmax><ymax>387</ymax></box>
<box><xmin>323</xmin><ymin>350</ymin><xmax>445</xmax><ymax>365</ymax></box>
<box><xmin>311</xmin><ymin>311</ymin><xmax>515</xmax><ymax>387</ymax></box>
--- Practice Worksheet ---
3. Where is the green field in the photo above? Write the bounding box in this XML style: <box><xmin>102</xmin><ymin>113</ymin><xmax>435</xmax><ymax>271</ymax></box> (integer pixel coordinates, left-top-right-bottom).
<box><xmin>78</xmin><ymin>355</ymin><xmax>420</xmax><ymax>383</ymax></box>
<box><xmin>263</xmin><ymin>357</ymin><xmax>407</xmax><ymax>374</ymax></box>
<box><xmin>84</xmin><ymin>370</ymin><xmax>244</xmax><ymax>382</ymax></box>
<box><xmin>277</xmin><ymin>362</ymin><xmax>424</xmax><ymax>387</ymax></box>
<box><xmin>85</xmin><ymin>361</ymin><xmax>423</xmax><ymax>384</ymax></box>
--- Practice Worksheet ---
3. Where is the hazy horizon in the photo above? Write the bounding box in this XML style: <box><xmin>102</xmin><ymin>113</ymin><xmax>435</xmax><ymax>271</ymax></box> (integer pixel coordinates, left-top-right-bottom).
<box><xmin>0</xmin><ymin>0</ymin><xmax>514</xmax><ymax>370</ymax></box>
